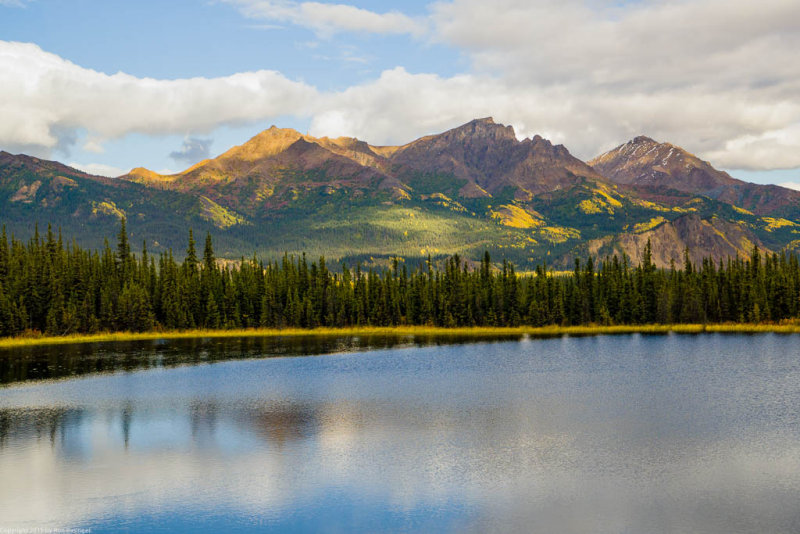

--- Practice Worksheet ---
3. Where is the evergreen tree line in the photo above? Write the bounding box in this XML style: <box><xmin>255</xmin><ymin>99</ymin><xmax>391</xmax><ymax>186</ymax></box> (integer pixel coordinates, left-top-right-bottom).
<box><xmin>1</xmin><ymin>219</ymin><xmax>799</xmax><ymax>337</ymax></box>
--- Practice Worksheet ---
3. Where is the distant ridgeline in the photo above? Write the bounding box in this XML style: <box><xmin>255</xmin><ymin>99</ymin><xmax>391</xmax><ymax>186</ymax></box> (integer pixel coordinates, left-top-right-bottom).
<box><xmin>0</xmin><ymin>219</ymin><xmax>798</xmax><ymax>337</ymax></box>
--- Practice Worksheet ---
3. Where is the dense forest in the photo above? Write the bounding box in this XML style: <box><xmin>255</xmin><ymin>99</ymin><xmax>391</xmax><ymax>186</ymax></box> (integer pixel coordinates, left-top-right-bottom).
<box><xmin>0</xmin><ymin>219</ymin><xmax>799</xmax><ymax>337</ymax></box>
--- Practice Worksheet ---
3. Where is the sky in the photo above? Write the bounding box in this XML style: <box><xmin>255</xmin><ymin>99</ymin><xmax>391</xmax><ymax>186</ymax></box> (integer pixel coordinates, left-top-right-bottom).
<box><xmin>1</xmin><ymin>0</ymin><xmax>799</xmax><ymax>189</ymax></box>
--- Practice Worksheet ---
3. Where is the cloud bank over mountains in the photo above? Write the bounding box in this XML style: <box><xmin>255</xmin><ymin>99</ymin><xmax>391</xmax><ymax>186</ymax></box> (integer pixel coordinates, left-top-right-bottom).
<box><xmin>1</xmin><ymin>0</ymin><xmax>799</xmax><ymax>172</ymax></box>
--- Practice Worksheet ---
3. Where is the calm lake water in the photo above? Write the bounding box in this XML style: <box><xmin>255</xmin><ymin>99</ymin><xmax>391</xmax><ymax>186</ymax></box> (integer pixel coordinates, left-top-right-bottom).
<box><xmin>1</xmin><ymin>333</ymin><xmax>799</xmax><ymax>533</ymax></box>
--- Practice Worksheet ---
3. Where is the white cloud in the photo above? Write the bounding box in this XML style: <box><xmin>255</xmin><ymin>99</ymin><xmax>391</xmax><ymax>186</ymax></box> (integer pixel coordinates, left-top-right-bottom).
<box><xmin>224</xmin><ymin>0</ymin><xmax>425</xmax><ymax>36</ymax></box>
<box><xmin>431</xmin><ymin>0</ymin><xmax>800</xmax><ymax>92</ymax></box>
<box><xmin>82</xmin><ymin>139</ymin><xmax>104</xmax><ymax>154</ymax></box>
<box><xmin>0</xmin><ymin>41</ymin><xmax>317</xmax><ymax>154</ymax></box>
<box><xmin>308</xmin><ymin>68</ymin><xmax>536</xmax><ymax>145</ymax></box>
<box><xmin>778</xmin><ymin>182</ymin><xmax>800</xmax><ymax>192</ymax></box>
<box><xmin>0</xmin><ymin>0</ymin><xmax>27</xmax><ymax>6</ymax></box>
<box><xmin>702</xmin><ymin>123</ymin><xmax>800</xmax><ymax>170</ymax></box>
<box><xmin>426</xmin><ymin>0</ymin><xmax>800</xmax><ymax>169</ymax></box>
<box><xmin>68</xmin><ymin>162</ymin><xmax>127</xmax><ymax>178</ymax></box>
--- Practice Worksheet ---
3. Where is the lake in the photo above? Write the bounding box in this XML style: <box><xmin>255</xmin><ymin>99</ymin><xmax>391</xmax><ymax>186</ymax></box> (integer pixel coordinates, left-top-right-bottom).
<box><xmin>1</xmin><ymin>333</ymin><xmax>799</xmax><ymax>533</ymax></box>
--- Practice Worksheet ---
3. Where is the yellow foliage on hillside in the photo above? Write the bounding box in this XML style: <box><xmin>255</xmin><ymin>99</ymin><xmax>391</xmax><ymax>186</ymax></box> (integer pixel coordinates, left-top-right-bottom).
<box><xmin>91</xmin><ymin>201</ymin><xmax>125</xmax><ymax>220</ymax></box>
<box><xmin>593</xmin><ymin>187</ymin><xmax>623</xmax><ymax>208</ymax></box>
<box><xmin>490</xmin><ymin>204</ymin><xmax>544</xmax><ymax>228</ymax></box>
<box><xmin>761</xmin><ymin>217</ymin><xmax>798</xmax><ymax>232</ymax></box>
<box><xmin>538</xmin><ymin>225</ymin><xmax>580</xmax><ymax>243</ymax></box>
<box><xmin>578</xmin><ymin>187</ymin><xmax>625</xmax><ymax>215</ymax></box>
<box><xmin>199</xmin><ymin>196</ymin><xmax>247</xmax><ymax>228</ymax></box>
<box><xmin>578</xmin><ymin>199</ymin><xmax>604</xmax><ymax>214</ymax></box>
<box><xmin>633</xmin><ymin>216</ymin><xmax>668</xmax><ymax>233</ymax></box>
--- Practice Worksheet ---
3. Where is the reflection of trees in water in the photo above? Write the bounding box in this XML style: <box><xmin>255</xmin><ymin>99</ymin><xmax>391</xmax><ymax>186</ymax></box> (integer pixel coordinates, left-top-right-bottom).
<box><xmin>0</xmin><ymin>394</ymin><xmax>529</xmax><ymax>461</ymax></box>
<box><xmin>0</xmin><ymin>408</ymin><xmax>86</xmax><ymax>450</ymax></box>
<box><xmin>189</xmin><ymin>400</ymin><xmax>219</xmax><ymax>446</ymax></box>
<box><xmin>0</xmin><ymin>400</ymin><xmax>321</xmax><ymax>453</ymax></box>
<box><xmin>121</xmin><ymin>402</ymin><xmax>133</xmax><ymax>449</ymax></box>
<box><xmin>0</xmin><ymin>334</ymin><xmax>521</xmax><ymax>386</ymax></box>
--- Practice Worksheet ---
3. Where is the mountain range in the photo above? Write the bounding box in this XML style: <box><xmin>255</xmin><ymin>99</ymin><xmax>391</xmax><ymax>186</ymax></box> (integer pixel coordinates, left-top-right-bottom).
<box><xmin>3</xmin><ymin>117</ymin><xmax>800</xmax><ymax>269</ymax></box>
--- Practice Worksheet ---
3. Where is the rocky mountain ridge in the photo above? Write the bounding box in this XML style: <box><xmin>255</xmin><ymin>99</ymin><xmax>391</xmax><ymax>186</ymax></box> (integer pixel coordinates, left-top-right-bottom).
<box><xmin>590</xmin><ymin>136</ymin><xmax>800</xmax><ymax>216</ymax></box>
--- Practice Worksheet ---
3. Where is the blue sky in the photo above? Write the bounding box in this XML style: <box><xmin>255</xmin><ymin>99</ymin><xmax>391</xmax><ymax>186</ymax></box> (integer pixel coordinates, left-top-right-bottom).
<box><xmin>0</xmin><ymin>0</ymin><xmax>454</xmax><ymax>84</ymax></box>
<box><xmin>1</xmin><ymin>0</ymin><xmax>799</xmax><ymax>188</ymax></box>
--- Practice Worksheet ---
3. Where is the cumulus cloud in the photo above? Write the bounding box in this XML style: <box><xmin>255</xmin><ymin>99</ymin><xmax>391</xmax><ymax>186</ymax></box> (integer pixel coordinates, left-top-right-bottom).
<box><xmin>425</xmin><ymin>0</ymin><xmax>800</xmax><ymax>169</ymax></box>
<box><xmin>309</xmin><ymin>69</ymin><xmax>511</xmax><ymax>145</ymax></box>
<box><xmin>0</xmin><ymin>41</ymin><xmax>317</xmax><ymax>156</ymax></box>
<box><xmin>223</xmin><ymin>0</ymin><xmax>425</xmax><ymax>36</ymax></box>
<box><xmin>82</xmin><ymin>139</ymin><xmax>105</xmax><ymax>154</ymax></box>
<box><xmin>169</xmin><ymin>137</ymin><xmax>213</xmax><ymax>164</ymax></box>
<box><xmin>703</xmin><ymin>123</ymin><xmax>800</xmax><ymax>170</ymax></box>
<box><xmin>431</xmin><ymin>0</ymin><xmax>800</xmax><ymax>91</ymax></box>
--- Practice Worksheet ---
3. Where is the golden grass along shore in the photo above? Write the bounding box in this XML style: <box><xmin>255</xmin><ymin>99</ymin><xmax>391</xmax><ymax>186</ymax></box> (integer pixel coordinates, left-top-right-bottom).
<box><xmin>2</xmin><ymin>323</ymin><xmax>800</xmax><ymax>350</ymax></box>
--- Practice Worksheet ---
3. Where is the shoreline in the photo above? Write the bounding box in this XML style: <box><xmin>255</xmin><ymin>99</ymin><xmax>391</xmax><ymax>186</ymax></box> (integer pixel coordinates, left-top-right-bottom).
<box><xmin>2</xmin><ymin>323</ymin><xmax>800</xmax><ymax>349</ymax></box>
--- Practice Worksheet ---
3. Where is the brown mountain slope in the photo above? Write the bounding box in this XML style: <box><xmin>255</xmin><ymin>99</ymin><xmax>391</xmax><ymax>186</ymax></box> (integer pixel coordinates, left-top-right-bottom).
<box><xmin>578</xmin><ymin>214</ymin><xmax>765</xmax><ymax>269</ymax></box>
<box><xmin>315</xmin><ymin>136</ymin><xmax>391</xmax><ymax>172</ymax></box>
<box><xmin>123</xmin><ymin>127</ymin><xmax>406</xmax><ymax>215</ymax></box>
<box><xmin>128</xmin><ymin>126</ymin><xmax>395</xmax><ymax>186</ymax></box>
<box><xmin>390</xmin><ymin>117</ymin><xmax>606</xmax><ymax>199</ymax></box>
<box><xmin>590</xmin><ymin>136</ymin><xmax>800</xmax><ymax>215</ymax></box>
<box><xmin>122</xmin><ymin>118</ymin><xmax>611</xmax><ymax>212</ymax></box>
<box><xmin>0</xmin><ymin>151</ymin><xmax>120</xmax><ymax>188</ymax></box>
<box><xmin>0</xmin><ymin>151</ymin><xmax>129</xmax><ymax>211</ymax></box>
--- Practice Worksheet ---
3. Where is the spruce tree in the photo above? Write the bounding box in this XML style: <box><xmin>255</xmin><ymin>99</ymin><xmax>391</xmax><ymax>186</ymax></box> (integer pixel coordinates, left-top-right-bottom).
<box><xmin>203</xmin><ymin>232</ymin><xmax>215</xmax><ymax>272</ymax></box>
<box><xmin>117</xmin><ymin>217</ymin><xmax>131</xmax><ymax>276</ymax></box>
